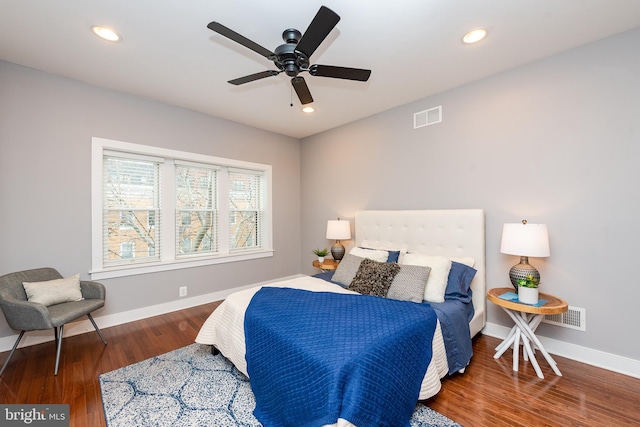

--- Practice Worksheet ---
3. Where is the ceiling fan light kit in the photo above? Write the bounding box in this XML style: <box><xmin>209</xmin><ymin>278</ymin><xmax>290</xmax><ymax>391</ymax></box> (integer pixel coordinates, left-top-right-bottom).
<box><xmin>207</xmin><ymin>6</ymin><xmax>371</xmax><ymax>106</ymax></box>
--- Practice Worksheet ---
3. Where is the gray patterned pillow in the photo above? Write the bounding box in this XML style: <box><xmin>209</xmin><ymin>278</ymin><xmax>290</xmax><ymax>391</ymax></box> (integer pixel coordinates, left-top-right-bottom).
<box><xmin>348</xmin><ymin>258</ymin><xmax>400</xmax><ymax>297</ymax></box>
<box><xmin>386</xmin><ymin>265</ymin><xmax>431</xmax><ymax>303</ymax></box>
<box><xmin>332</xmin><ymin>253</ymin><xmax>364</xmax><ymax>287</ymax></box>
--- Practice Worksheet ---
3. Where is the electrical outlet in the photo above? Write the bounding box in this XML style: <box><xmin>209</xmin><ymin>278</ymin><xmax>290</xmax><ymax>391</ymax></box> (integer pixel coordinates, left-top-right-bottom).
<box><xmin>179</xmin><ymin>286</ymin><xmax>187</xmax><ymax>297</ymax></box>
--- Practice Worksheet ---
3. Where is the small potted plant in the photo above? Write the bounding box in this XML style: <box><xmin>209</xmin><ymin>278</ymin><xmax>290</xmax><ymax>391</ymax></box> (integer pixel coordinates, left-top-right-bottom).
<box><xmin>517</xmin><ymin>274</ymin><xmax>539</xmax><ymax>305</ymax></box>
<box><xmin>312</xmin><ymin>247</ymin><xmax>329</xmax><ymax>263</ymax></box>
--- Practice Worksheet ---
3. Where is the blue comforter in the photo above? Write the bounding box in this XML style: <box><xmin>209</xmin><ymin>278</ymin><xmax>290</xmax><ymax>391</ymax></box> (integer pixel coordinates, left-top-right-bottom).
<box><xmin>244</xmin><ymin>287</ymin><xmax>438</xmax><ymax>427</ymax></box>
<box><xmin>314</xmin><ymin>271</ymin><xmax>474</xmax><ymax>374</ymax></box>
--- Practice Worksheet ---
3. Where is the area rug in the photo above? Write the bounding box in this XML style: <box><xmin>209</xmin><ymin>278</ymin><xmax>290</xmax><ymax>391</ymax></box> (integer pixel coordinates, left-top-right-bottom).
<box><xmin>99</xmin><ymin>344</ymin><xmax>462</xmax><ymax>427</ymax></box>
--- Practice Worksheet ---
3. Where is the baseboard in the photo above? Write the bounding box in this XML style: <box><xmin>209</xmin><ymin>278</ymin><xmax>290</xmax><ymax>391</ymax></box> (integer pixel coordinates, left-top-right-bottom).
<box><xmin>3</xmin><ymin>285</ymin><xmax>638</xmax><ymax>380</ymax></box>
<box><xmin>0</xmin><ymin>274</ymin><xmax>304</xmax><ymax>353</ymax></box>
<box><xmin>482</xmin><ymin>322</ymin><xmax>640</xmax><ymax>379</ymax></box>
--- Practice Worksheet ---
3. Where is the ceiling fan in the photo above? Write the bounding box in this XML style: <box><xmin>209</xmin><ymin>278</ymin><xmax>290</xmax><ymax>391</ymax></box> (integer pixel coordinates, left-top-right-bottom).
<box><xmin>207</xmin><ymin>6</ymin><xmax>371</xmax><ymax>105</ymax></box>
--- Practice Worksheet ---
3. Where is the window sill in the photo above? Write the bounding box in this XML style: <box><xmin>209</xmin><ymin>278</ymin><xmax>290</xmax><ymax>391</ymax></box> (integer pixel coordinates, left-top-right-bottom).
<box><xmin>90</xmin><ymin>249</ymin><xmax>274</xmax><ymax>280</ymax></box>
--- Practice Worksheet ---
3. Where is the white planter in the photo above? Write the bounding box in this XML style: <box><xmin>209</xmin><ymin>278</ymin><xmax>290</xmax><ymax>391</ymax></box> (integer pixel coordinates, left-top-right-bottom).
<box><xmin>317</xmin><ymin>256</ymin><xmax>325</xmax><ymax>263</ymax></box>
<box><xmin>518</xmin><ymin>286</ymin><xmax>539</xmax><ymax>305</ymax></box>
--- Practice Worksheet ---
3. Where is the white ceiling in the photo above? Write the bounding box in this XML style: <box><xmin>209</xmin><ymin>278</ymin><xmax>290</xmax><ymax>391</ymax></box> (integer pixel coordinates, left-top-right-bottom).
<box><xmin>2</xmin><ymin>1</ymin><xmax>640</xmax><ymax>138</ymax></box>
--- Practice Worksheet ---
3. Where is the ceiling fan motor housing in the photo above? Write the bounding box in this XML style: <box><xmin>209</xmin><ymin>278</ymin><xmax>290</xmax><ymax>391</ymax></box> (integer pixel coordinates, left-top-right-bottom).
<box><xmin>274</xmin><ymin>29</ymin><xmax>309</xmax><ymax>77</ymax></box>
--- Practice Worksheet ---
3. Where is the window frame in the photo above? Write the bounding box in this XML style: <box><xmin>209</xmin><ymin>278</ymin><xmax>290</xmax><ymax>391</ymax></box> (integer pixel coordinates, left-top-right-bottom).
<box><xmin>91</xmin><ymin>137</ymin><xmax>273</xmax><ymax>280</ymax></box>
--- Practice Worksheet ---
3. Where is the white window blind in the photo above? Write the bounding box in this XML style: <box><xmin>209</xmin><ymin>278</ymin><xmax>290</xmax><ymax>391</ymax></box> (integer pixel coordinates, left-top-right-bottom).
<box><xmin>175</xmin><ymin>164</ymin><xmax>218</xmax><ymax>257</ymax></box>
<box><xmin>92</xmin><ymin>138</ymin><xmax>273</xmax><ymax>279</ymax></box>
<box><xmin>228</xmin><ymin>169</ymin><xmax>263</xmax><ymax>252</ymax></box>
<box><xmin>103</xmin><ymin>155</ymin><xmax>161</xmax><ymax>266</ymax></box>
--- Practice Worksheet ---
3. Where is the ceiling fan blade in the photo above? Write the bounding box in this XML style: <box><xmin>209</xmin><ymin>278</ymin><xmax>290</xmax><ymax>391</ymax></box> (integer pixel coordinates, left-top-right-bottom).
<box><xmin>291</xmin><ymin>76</ymin><xmax>314</xmax><ymax>105</ymax></box>
<box><xmin>228</xmin><ymin>70</ymin><xmax>280</xmax><ymax>85</ymax></box>
<box><xmin>295</xmin><ymin>6</ymin><xmax>340</xmax><ymax>58</ymax></box>
<box><xmin>309</xmin><ymin>64</ymin><xmax>371</xmax><ymax>81</ymax></box>
<box><xmin>207</xmin><ymin>22</ymin><xmax>275</xmax><ymax>59</ymax></box>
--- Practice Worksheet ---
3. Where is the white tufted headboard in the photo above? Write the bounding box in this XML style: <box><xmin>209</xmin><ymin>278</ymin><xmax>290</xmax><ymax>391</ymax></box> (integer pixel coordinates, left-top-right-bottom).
<box><xmin>355</xmin><ymin>209</ymin><xmax>486</xmax><ymax>336</ymax></box>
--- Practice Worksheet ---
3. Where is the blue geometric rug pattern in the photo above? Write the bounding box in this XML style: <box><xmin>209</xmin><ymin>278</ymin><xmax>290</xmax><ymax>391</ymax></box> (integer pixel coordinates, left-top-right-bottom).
<box><xmin>99</xmin><ymin>344</ymin><xmax>462</xmax><ymax>427</ymax></box>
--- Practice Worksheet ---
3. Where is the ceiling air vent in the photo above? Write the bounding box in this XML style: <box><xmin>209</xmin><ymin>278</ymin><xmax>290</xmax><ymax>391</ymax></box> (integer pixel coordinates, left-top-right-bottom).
<box><xmin>414</xmin><ymin>106</ymin><xmax>442</xmax><ymax>129</ymax></box>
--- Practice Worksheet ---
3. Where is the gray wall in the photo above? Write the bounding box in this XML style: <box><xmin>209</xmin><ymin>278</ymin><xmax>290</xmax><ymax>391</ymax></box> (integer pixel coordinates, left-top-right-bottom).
<box><xmin>300</xmin><ymin>28</ymin><xmax>640</xmax><ymax>361</ymax></box>
<box><xmin>0</xmin><ymin>61</ymin><xmax>301</xmax><ymax>339</ymax></box>
<box><xmin>2</xmin><ymin>26</ymin><xmax>639</xmax><ymax>363</ymax></box>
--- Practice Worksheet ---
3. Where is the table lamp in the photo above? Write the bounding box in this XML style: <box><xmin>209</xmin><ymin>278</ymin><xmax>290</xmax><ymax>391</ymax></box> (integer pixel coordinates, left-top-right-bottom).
<box><xmin>500</xmin><ymin>220</ymin><xmax>550</xmax><ymax>291</ymax></box>
<box><xmin>326</xmin><ymin>218</ymin><xmax>351</xmax><ymax>262</ymax></box>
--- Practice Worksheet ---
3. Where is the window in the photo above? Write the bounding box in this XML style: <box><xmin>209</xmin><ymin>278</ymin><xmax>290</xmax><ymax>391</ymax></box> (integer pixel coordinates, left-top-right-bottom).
<box><xmin>175</xmin><ymin>164</ymin><xmax>217</xmax><ymax>257</ymax></box>
<box><xmin>120</xmin><ymin>242</ymin><xmax>135</xmax><ymax>259</ymax></box>
<box><xmin>91</xmin><ymin>138</ymin><xmax>273</xmax><ymax>279</ymax></box>
<box><xmin>229</xmin><ymin>170</ymin><xmax>263</xmax><ymax>251</ymax></box>
<box><xmin>104</xmin><ymin>155</ymin><xmax>160</xmax><ymax>266</ymax></box>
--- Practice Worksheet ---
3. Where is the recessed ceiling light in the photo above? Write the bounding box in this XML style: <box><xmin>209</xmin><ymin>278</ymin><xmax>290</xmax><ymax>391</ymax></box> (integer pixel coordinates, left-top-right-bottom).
<box><xmin>462</xmin><ymin>28</ymin><xmax>487</xmax><ymax>44</ymax></box>
<box><xmin>302</xmin><ymin>106</ymin><xmax>315</xmax><ymax>113</ymax></box>
<box><xmin>92</xmin><ymin>26</ymin><xmax>121</xmax><ymax>42</ymax></box>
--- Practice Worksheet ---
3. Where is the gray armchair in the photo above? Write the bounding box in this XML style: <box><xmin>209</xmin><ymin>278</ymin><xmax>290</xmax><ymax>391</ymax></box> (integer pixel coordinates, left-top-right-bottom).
<box><xmin>0</xmin><ymin>267</ymin><xmax>107</xmax><ymax>376</ymax></box>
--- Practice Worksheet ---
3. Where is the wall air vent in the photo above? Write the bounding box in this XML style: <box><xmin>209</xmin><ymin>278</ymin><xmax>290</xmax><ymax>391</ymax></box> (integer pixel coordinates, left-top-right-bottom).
<box><xmin>543</xmin><ymin>306</ymin><xmax>586</xmax><ymax>331</ymax></box>
<box><xmin>414</xmin><ymin>106</ymin><xmax>442</xmax><ymax>129</ymax></box>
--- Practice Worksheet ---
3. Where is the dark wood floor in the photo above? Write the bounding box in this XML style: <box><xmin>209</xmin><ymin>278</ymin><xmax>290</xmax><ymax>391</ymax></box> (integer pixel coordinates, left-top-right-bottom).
<box><xmin>1</xmin><ymin>301</ymin><xmax>638</xmax><ymax>427</ymax></box>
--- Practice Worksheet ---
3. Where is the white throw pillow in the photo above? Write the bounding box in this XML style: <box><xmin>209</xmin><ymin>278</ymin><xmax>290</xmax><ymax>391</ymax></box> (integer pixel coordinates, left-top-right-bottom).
<box><xmin>23</xmin><ymin>273</ymin><xmax>84</xmax><ymax>306</ymax></box>
<box><xmin>401</xmin><ymin>254</ymin><xmax>452</xmax><ymax>303</ymax></box>
<box><xmin>349</xmin><ymin>247</ymin><xmax>389</xmax><ymax>263</ymax></box>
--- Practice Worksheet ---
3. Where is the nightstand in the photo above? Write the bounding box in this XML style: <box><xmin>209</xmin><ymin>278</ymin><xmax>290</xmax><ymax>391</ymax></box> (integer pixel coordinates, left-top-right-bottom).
<box><xmin>312</xmin><ymin>259</ymin><xmax>339</xmax><ymax>272</ymax></box>
<box><xmin>487</xmin><ymin>287</ymin><xmax>568</xmax><ymax>379</ymax></box>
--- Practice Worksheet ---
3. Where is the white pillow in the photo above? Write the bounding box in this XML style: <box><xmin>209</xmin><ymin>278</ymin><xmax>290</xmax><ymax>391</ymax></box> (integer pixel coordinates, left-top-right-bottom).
<box><xmin>349</xmin><ymin>247</ymin><xmax>389</xmax><ymax>263</ymax></box>
<box><xmin>401</xmin><ymin>254</ymin><xmax>452</xmax><ymax>303</ymax></box>
<box><xmin>23</xmin><ymin>273</ymin><xmax>84</xmax><ymax>306</ymax></box>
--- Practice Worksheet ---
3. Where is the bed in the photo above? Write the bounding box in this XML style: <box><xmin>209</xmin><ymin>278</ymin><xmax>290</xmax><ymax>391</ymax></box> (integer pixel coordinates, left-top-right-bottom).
<box><xmin>196</xmin><ymin>209</ymin><xmax>486</xmax><ymax>427</ymax></box>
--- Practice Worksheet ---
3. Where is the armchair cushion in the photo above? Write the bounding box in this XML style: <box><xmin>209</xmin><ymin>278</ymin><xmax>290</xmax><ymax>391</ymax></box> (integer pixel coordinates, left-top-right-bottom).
<box><xmin>48</xmin><ymin>299</ymin><xmax>105</xmax><ymax>326</ymax></box>
<box><xmin>23</xmin><ymin>273</ymin><xmax>84</xmax><ymax>307</ymax></box>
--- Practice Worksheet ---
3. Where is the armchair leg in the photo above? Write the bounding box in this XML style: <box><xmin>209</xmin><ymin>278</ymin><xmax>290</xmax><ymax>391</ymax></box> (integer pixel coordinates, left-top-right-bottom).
<box><xmin>54</xmin><ymin>325</ymin><xmax>64</xmax><ymax>376</ymax></box>
<box><xmin>0</xmin><ymin>331</ymin><xmax>25</xmax><ymax>376</ymax></box>
<box><xmin>87</xmin><ymin>313</ymin><xmax>107</xmax><ymax>345</ymax></box>
<box><xmin>51</xmin><ymin>315</ymin><xmax>105</xmax><ymax>376</ymax></box>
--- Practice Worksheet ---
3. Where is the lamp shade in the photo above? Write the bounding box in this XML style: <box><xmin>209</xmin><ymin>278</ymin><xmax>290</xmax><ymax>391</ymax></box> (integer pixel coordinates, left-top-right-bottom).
<box><xmin>500</xmin><ymin>222</ymin><xmax>550</xmax><ymax>257</ymax></box>
<box><xmin>326</xmin><ymin>220</ymin><xmax>351</xmax><ymax>240</ymax></box>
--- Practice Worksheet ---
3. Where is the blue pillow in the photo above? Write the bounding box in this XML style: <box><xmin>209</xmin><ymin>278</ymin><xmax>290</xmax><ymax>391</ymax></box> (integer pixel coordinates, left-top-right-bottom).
<box><xmin>444</xmin><ymin>261</ymin><xmax>477</xmax><ymax>303</ymax></box>
<box><xmin>385</xmin><ymin>250</ymin><xmax>400</xmax><ymax>263</ymax></box>
<box><xmin>359</xmin><ymin>247</ymin><xmax>401</xmax><ymax>263</ymax></box>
